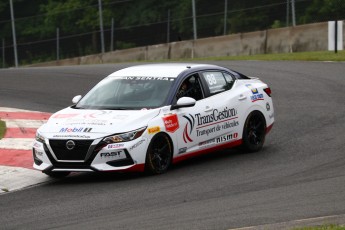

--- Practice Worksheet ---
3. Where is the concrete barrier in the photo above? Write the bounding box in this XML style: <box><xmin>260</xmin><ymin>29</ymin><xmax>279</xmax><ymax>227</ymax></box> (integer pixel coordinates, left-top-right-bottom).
<box><xmin>266</xmin><ymin>27</ymin><xmax>292</xmax><ymax>53</ymax></box>
<box><xmin>241</xmin><ymin>30</ymin><xmax>267</xmax><ymax>55</ymax></box>
<box><xmin>147</xmin><ymin>44</ymin><xmax>170</xmax><ymax>60</ymax></box>
<box><xmin>193</xmin><ymin>34</ymin><xmax>242</xmax><ymax>57</ymax></box>
<box><xmin>102</xmin><ymin>47</ymin><xmax>147</xmax><ymax>63</ymax></box>
<box><xmin>170</xmin><ymin>41</ymin><xmax>194</xmax><ymax>59</ymax></box>
<box><xmin>28</xmin><ymin>21</ymin><xmax>344</xmax><ymax>67</ymax></box>
<box><xmin>290</xmin><ymin>22</ymin><xmax>328</xmax><ymax>52</ymax></box>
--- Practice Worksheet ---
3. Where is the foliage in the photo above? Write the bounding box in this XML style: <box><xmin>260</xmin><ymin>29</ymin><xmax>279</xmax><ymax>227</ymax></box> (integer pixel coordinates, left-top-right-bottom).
<box><xmin>293</xmin><ymin>224</ymin><xmax>345</xmax><ymax>230</ymax></box>
<box><xmin>0</xmin><ymin>120</ymin><xmax>6</xmax><ymax>140</ymax></box>
<box><xmin>0</xmin><ymin>0</ymin><xmax>344</xmax><ymax>66</ymax></box>
<box><xmin>301</xmin><ymin>0</ymin><xmax>345</xmax><ymax>23</ymax></box>
<box><xmin>193</xmin><ymin>51</ymin><xmax>345</xmax><ymax>62</ymax></box>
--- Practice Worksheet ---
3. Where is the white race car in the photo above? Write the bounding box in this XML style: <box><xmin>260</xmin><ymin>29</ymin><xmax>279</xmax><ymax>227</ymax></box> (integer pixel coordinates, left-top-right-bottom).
<box><xmin>33</xmin><ymin>63</ymin><xmax>274</xmax><ymax>177</ymax></box>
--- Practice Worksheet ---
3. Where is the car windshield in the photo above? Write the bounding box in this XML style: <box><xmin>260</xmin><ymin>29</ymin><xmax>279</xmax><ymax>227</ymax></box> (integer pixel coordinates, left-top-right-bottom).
<box><xmin>75</xmin><ymin>76</ymin><xmax>175</xmax><ymax>110</ymax></box>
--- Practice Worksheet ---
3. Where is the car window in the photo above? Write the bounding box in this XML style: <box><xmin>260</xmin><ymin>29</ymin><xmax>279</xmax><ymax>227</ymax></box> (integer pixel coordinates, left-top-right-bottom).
<box><xmin>201</xmin><ymin>72</ymin><xmax>228</xmax><ymax>95</ymax></box>
<box><xmin>223</xmin><ymin>72</ymin><xmax>235</xmax><ymax>89</ymax></box>
<box><xmin>175</xmin><ymin>75</ymin><xmax>204</xmax><ymax>101</ymax></box>
<box><xmin>76</xmin><ymin>76</ymin><xmax>175</xmax><ymax>110</ymax></box>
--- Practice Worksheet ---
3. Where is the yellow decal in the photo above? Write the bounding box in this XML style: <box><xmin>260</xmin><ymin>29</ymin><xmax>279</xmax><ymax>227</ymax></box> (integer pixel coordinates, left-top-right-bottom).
<box><xmin>148</xmin><ymin>126</ymin><xmax>160</xmax><ymax>134</ymax></box>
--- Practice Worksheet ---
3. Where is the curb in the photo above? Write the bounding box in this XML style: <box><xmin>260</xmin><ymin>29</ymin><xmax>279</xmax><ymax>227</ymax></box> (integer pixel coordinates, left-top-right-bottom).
<box><xmin>0</xmin><ymin>107</ymin><xmax>52</xmax><ymax>193</ymax></box>
<box><xmin>0</xmin><ymin>165</ymin><xmax>53</xmax><ymax>194</ymax></box>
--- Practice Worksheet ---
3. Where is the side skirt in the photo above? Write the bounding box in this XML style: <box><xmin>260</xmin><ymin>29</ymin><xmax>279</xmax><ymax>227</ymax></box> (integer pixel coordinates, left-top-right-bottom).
<box><xmin>172</xmin><ymin>139</ymin><xmax>243</xmax><ymax>164</ymax></box>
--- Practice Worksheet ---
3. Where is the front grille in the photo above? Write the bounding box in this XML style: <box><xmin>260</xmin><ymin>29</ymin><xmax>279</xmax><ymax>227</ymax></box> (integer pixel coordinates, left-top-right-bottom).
<box><xmin>49</xmin><ymin>139</ymin><xmax>94</xmax><ymax>161</ymax></box>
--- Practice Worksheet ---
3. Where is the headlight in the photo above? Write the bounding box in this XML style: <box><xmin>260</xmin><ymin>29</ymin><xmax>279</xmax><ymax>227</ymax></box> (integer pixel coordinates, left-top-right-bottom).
<box><xmin>103</xmin><ymin>127</ymin><xmax>147</xmax><ymax>143</ymax></box>
<box><xmin>35</xmin><ymin>131</ymin><xmax>45</xmax><ymax>143</ymax></box>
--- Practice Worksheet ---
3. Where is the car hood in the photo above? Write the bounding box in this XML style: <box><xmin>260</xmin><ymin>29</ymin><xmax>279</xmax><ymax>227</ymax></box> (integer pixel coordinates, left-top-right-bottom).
<box><xmin>39</xmin><ymin>107</ymin><xmax>161</xmax><ymax>137</ymax></box>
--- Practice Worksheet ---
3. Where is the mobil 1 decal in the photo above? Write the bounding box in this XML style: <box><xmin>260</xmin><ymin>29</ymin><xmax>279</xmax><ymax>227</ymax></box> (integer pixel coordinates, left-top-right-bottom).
<box><xmin>182</xmin><ymin>107</ymin><xmax>239</xmax><ymax>143</ymax></box>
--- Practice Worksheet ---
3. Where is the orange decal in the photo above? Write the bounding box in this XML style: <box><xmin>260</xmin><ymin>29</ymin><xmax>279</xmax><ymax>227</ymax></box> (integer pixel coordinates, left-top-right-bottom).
<box><xmin>148</xmin><ymin>126</ymin><xmax>160</xmax><ymax>134</ymax></box>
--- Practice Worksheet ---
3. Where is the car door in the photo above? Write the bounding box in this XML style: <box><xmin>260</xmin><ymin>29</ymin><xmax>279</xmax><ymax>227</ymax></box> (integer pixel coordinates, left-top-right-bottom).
<box><xmin>195</xmin><ymin>71</ymin><xmax>242</xmax><ymax>148</ymax></box>
<box><xmin>169</xmin><ymin>73</ymin><xmax>212</xmax><ymax>156</ymax></box>
<box><xmin>171</xmin><ymin>71</ymin><xmax>240</xmax><ymax>157</ymax></box>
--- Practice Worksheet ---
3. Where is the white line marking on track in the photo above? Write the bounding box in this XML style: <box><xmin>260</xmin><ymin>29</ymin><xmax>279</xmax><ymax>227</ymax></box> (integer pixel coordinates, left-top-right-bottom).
<box><xmin>0</xmin><ymin>107</ymin><xmax>44</xmax><ymax>113</ymax></box>
<box><xmin>0</xmin><ymin>138</ymin><xmax>34</xmax><ymax>150</ymax></box>
<box><xmin>2</xmin><ymin>119</ymin><xmax>46</xmax><ymax>128</ymax></box>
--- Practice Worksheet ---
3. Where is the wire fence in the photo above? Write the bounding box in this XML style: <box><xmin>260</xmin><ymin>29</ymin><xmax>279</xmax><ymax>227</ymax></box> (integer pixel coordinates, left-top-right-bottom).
<box><xmin>1</xmin><ymin>0</ymin><xmax>344</xmax><ymax>67</ymax></box>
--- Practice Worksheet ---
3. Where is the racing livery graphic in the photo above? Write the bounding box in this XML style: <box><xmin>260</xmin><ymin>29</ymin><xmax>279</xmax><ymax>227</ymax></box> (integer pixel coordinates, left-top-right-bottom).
<box><xmin>33</xmin><ymin>63</ymin><xmax>274</xmax><ymax>177</ymax></box>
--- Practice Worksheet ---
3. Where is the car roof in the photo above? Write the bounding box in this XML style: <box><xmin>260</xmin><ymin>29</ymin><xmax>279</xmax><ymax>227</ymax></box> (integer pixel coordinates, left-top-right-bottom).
<box><xmin>108</xmin><ymin>63</ymin><xmax>225</xmax><ymax>78</ymax></box>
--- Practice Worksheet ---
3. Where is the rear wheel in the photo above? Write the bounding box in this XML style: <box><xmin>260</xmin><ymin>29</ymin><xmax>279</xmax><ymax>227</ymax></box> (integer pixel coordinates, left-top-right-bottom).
<box><xmin>145</xmin><ymin>133</ymin><xmax>173</xmax><ymax>175</ymax></box>
<box><xmin>242</xmin><ymin>111</ymin><xmax>266</xmax><ymax>152</ymax></box>
<box><xmin>44</xmin><ymin>171</ymin><xmax>70</xmax><ymax>178</ymax></box>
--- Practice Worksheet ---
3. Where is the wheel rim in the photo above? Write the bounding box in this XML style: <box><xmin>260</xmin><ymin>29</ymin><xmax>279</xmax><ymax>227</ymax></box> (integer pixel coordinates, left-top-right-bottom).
<box><xmin>247</xmin><ymin>113</ymin><xmax>265</xmax><ymax>146</ymax></box>
<box><xmin>150</xmin><ymin>136</ymin><xmax>172</xmax><ymax>172</ymax></box>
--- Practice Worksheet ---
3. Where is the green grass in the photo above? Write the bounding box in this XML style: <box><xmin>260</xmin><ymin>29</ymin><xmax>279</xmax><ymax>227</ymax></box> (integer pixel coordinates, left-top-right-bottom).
<box><xmin>293</xmin><ymin>224</ymin><xmax>345</xmax><ymax>230</ymax></box>
<box><xmin>0</xmin><ymin>119</ymin><xmax>6</xmax><ymax>140</ymax></box>
<box><xmin>192</xmin><ymin>50</ymin><xmax>345</xmax><ymax>62</ymax></box>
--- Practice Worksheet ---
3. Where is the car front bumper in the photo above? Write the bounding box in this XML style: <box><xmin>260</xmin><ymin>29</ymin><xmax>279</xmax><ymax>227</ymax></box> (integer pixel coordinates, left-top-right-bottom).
<box><xmin>32</xmin><ymin>137</ymin><xmax>148</xmax><ymax>173</ymax></box>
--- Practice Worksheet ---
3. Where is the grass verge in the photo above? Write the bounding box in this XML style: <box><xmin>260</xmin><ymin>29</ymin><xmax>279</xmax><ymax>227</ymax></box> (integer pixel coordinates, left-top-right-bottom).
<box><xmin>192</xmin><ymin>50</ymin><xmax>345</xmax><ymax>62</ymax></box>
<box><xmin>0</xmin><ymin>119</ymin><xmax>6</xmax><ymax>140</ymax></box>
<box><xmin>293</xmin><ymin>224</ymin><xmax>345</xmax><ymax>230</ymax></box>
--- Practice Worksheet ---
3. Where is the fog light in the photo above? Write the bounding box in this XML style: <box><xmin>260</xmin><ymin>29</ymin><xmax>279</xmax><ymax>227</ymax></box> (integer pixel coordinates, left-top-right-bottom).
<box><xmin>33</xmin><ymin>149</ymin><xmax>43</xmax><ymax>166</ymax></box>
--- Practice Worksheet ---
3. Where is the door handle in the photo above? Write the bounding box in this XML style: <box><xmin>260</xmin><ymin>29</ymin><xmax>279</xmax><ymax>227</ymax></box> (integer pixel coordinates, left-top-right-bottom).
<box><xmin>238</xmin><ymin>94</ymin><xmax>247</xmax><ymax>101</ymax></box>
<box><xmin>204</xmin><ymin>106</ymin><xmax>213</xmax><ymax>112</ymax></box>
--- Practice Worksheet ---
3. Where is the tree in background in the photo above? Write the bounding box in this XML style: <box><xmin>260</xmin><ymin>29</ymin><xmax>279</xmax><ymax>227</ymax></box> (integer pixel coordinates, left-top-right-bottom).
<box><xmin>302</xmin><ymin>0</ymin><xmax>345</xmax><ymax>23</ymax></box>
<box><xmin>0</xmin><ymin>0</ymin><xmax>344</xmax><ymax>66</ymax></box>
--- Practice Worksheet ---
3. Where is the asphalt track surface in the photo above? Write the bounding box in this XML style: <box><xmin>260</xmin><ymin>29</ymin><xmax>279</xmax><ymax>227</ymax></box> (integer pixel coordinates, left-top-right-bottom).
<box><xmin>0</xmin><ymin>61</ymin><xmax>344</xmax><ymax>229</ymax></box>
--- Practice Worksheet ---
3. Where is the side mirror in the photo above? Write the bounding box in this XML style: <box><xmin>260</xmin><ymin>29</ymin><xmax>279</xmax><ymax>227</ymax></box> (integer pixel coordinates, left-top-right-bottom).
<box><xmin>72</xmin><ymin>95</ymin><xmax>82</xmax><ymax>104</ymax></box>
<box><xmin>171</xmin><ymin>97</ymin><xmax>196</xmax><ymax>110</ymax></box>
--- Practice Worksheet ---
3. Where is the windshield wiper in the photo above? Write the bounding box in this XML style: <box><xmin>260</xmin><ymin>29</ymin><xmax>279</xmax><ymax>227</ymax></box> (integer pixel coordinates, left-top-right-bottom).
<box><xmin>101</xmin><ymin>107</ymin><xmax>132</xmax><ymax>110</ymax></box>
<box><xmin>73</xmin><ymin>106</ymin><xmax>85</xmax><ymax>109</ymax></box>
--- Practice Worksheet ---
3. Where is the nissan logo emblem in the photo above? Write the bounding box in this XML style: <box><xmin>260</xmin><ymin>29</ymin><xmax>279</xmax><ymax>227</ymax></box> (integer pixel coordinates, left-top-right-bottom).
<box><xmin>66</xmin><ymin>140</ymin><xmax>75</xmax><ymax>150</ymax></box>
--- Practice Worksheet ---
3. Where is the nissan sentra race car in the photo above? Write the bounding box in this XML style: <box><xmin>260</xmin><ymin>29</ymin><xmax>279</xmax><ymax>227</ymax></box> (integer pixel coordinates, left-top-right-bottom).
<box><xmin>33</xmin><ymin>63</ymin><xmax>274</xmax><ymax>177</ymax></box>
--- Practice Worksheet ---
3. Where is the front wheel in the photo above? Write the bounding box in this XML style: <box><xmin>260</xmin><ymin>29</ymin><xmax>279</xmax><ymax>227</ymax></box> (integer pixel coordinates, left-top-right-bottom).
<box><xmin>242</xmin><ymin>111</ymin><xmax>266</xmax><ymax>153</ymax></box>
<box><xmin>145</xmin><ymin>133</ymin><xmax>173</xmax><ymax>175</ymax></box>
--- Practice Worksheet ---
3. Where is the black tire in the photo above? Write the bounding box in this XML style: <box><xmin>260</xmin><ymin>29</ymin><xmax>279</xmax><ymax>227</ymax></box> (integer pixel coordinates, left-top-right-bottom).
<box><xmin>44</xmin><ymin>171</ymin><xmax>70</xmax><ymax>178</ymax></box>
<box><xmin>242</xmin><ymin>111</ymin><xmax>266</xmax><ymax>153</ymax></box>
<box><xmin>145</xmin><ymin>133</ymin><xmax>173</xmax><ymax>175</ymax></box>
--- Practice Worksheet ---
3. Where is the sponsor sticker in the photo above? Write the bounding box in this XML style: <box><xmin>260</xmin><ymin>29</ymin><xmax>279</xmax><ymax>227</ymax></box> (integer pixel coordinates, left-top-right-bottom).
<box><xmin>64</xmin><ymin>119</ymin><xmax>107</xmax><ymax>126</ymax></box>
<box><xmin>148</xmin><ymin>126</ymin><xmax>160</xmax><ymax>134</ymax></box>
<box><xmin>59</xmin><ymin>127</ymin><xmax>92</xmax><ymax>133</ymax></box>
<box><xmin>178</xmin><ymin>147</ymin><xmax>187</xmax><ymax>154</ymax></box>
<box><xmin>83</xmin><ymin>111</ymin><xmax>113</xmax><ymax>119</ymax></box>
<box><xmin>199</xmin><ymin>138</ymin><xmax>216</xmax><ymax>148</ymax></box>
<box><xmin>52</xmin><ymin>114</ymin><xmax>79</xmax><ymax>119</ymax></box>
<box><xmin>163</xmin><ymin>114</ymin><xmax>179</xmax><ymax>133</ymax></box>
<box><xmin>216</xmin><ymin>133</ymin><xmax>238</xmax><ymax>144</ymax></box>
<box><xmin>251</xmin><ymin>88</ymin><xmax>259</xmax><ymax>94</ymax></box>
<box><xmin>100</xmin><ymin>150</ymin><xmax>126</xmax><ymax>159</ymax></box>
<box><xmin>129</xmin><ymin>139</ymin><xmax>145</xmax><ymax>151</ymax></box>
<box><xmin>250</xmin><ymin>94</ymin><xmax>264</xmax><ymax>102</ymax></box>
<box><xmin>121</xmin><ymin>76</ymin><xmax>174</xmax><ymax>81</ymax></box>
<box><xmin>33</xmin><ymin>142</ymin><xmax>42</xmax><ymax>148</ymax></box>
<box><xmin>266</xmin><ymin>102</ymin><xmax>271</xmax><ymax>111</ymax></box>
<box><xmin>246</xmin><ymin>84</ymin><xmax>264</xmax><ymax>102</ymax></box>
<box><xmin>182</xmin><ymin>107</ymin><xmax>239</xmax><ymax>143</ymax></box>
<box><xmin>112</xmin><ymin>115</ymin><xmax>129</xmax><ymax>120</ymax></box>
<box><xmin>34</xmin><ymin>150</ymin><xmax>43</xmax><ymax>156</ymax></box>
<box><xmin>53</xmin><ymin>134</ymin><xmax>91</xmax><ymax>139</ymax></box>
<box><xmin>107</xmin><ymin>143</ymin><xmax>125</xmax><ymax>149</ymax></box>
